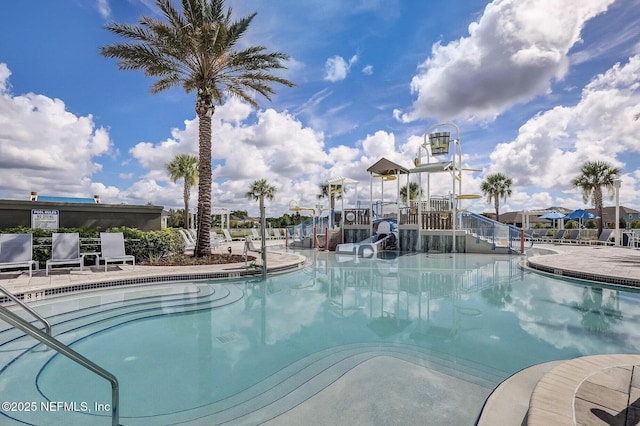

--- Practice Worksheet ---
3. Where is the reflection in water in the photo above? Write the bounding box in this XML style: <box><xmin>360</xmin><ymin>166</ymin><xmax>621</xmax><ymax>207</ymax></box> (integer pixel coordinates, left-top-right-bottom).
<box><xmin>256</xmin><ymin>250</ymin><xmax>640</xmax><ymax>366</ymax></box>
<box><xmin>572</xmin><ymin>287</ymin><xmax>622</xmax><ymax>332</ymax></box>
<box><xmin>13</xmin><ymin>251</ymin><xmax>640</xmax><ymax>423</ymax></box>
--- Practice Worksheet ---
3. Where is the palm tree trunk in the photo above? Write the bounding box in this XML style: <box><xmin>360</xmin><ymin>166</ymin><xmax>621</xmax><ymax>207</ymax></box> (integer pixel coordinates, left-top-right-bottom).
<box><xmin>494</xmin><ymin>198</ymin><xmax>500</xmax><ymax>222</ymax></box>
<box><xmin>195</xmin><ymin>98</ymin><xmax>213</xmax><ymax>257</ymax></box>
<box><xmin>595</xmin><ymin>187</ymin><xmax>604</xmax><ymax>235</ymax></box>
<box><xmin>183</xmin><ymin>180</ymin><xmax>190</xmax><ymax>229</ymax></box>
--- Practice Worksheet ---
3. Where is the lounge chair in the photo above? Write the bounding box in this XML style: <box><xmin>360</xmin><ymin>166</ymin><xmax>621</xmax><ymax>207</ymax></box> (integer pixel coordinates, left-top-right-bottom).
<box><xmin>0</xmin><ymin>234</ymin><xmax>38</xmax><ymax>277</ymax></box>
<box><xmin>210</xmin><ymin>232</ymin><xmax>223</xmax><ymax>249</ymax></box>
<box><xmin>46</xmin><ymin>233</ymin><xmax>84</xmax><ymax>276</ymax></box>
<box><xmin>251</xmin><ymin>229</ymin><xmax>261</xmax><ymax>240</ymax></box>
<box><xmin>272</xmin><ymin>228</ymin><xmax>284</xmax><ymax>239</ymax></box>
<box><xmin>222</xmin><ymin>229</ymin><xmax>239</xmax><ymax>242</ymax></box>
<box><xmin>583</xmin><ymin>229</ymin><xmax>614</xmax><ymax>245</ymax></box>
<box><xmin>532</xmin><ymin>229</ymin><xmax>548</xmax><ymax>242</ymax></box>
<box><xmin>550</xmin><ymin>229</ymin><xmax>567</xmax><ymax>243</ymax></box>
<box><xmin>244</xmin><ymin>236</ymin><xmax>262</xmax><ymax>253</ymax></box>
<box><xmin>561</xmin><ymin>230</ymin><xmax>581</xmax><ymax>243</ymax></box>
<box><xmin>178</xmin><ymin>230</ymin><xmax>195</xmax><ymax>252</ymax></box>
<box><xmin>99</xmin><ymin>232</ymin><xmax>135</xmax><ymax>272</ymax></box>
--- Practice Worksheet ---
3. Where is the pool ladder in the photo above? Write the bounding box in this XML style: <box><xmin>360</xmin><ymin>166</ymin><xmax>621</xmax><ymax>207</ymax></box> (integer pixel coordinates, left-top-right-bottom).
<box><xmin>0</xmin><ymin>285</ymin><xmax>122</xmax><ymax>426</ymax></box>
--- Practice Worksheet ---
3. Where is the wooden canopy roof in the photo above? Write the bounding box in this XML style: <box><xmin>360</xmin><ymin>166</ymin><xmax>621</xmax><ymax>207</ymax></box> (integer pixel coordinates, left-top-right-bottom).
<box><xmin>366</xmin><ymin>157</ymin><xmax>409</xmax><ymax>176</ymax></box>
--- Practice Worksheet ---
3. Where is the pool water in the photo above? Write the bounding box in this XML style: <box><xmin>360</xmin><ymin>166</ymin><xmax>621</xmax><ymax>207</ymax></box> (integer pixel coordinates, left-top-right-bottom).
<box><xmin>1</xmin><ymin>251</ymin><xmax>639</xmax><ymax>425</ymax></box>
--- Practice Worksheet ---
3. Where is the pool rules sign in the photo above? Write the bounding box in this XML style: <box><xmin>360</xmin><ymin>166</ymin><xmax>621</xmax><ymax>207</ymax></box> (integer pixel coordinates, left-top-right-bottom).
<box><xmin>31</xmin><ymin>209</ymin><xmax>59</xmax><ymax>230</ymax></box>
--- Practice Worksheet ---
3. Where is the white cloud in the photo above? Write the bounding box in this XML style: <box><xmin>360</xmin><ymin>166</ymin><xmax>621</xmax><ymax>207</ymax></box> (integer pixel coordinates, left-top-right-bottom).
<box><xmin>0</xmin><ymin>63</ymin><xmax>114</xmax><ymax>200</ymax></box>
<box><xmin>488</xmin><ymin>54</ymin><xmax>640</xmax><ymax>205</ymax></box>
<box><xmin>400</xmin><ymin>0</ymin><xmax>615</xmax><ymax>122</ymax></box>
<box><xmin>96</xmin><ymin>0</ymin><xmax>111</xmax><ymax>19</ymax></box>
<box><xmin>362</xmin><ymin>65</ymin><xmax>374</xmax><ymax>75</ymax></box>
<box><xmin>324</xmin><ymin>54</ymin><xmax>358</xmax><ymax>82</ymax></box>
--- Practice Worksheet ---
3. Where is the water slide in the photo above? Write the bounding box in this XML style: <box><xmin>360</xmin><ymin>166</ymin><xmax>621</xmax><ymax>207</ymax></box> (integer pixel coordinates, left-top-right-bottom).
<box><xmin>335</xmin><ymin>219</ymin><xmax>398</xmax><ymax>258</ymax></box>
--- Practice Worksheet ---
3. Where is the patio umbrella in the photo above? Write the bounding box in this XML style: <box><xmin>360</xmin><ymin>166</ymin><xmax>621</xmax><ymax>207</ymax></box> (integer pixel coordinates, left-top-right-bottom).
<box><xmin>564</xmin><ymin>209</ymin><xmax>599</xmax><ymax>228</ymax></box>
<box><xmin>564</xmin><ymin>209</ymin><xmax>599</xmax><ymax>220</ymax></box>
<box><xmin>539</xmin><ymin>211</ymin><xmax>566</xmax><ymax>229</ymax></box>
<box><xmin>539</xmin><ymin>211</ymin><xmax>566</xmax><ymax>220</ymax></box>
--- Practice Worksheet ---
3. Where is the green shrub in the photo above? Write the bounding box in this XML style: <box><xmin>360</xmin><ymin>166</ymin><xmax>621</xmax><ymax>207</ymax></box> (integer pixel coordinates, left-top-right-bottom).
<box><xmin>1</xmin><ymin>226</ymin><xmax>184</xmax><ymax>266</ymax></box>
<box><xmin>106</xmin><ymin>227</ymin><xmax>183</xmax><ymax>262</ymax></box>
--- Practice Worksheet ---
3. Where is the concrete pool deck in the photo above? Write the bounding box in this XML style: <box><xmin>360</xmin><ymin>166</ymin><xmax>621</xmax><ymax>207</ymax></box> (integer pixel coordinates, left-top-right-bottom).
<box><xmin>0</xmin><ymin>239</ymin><xmax>305</xmax><ymax>299</ymax></box>
<box><xmin>2</xmin><ymin>242</ymin><xmax>640</xmax><ymax>425</ymax></box>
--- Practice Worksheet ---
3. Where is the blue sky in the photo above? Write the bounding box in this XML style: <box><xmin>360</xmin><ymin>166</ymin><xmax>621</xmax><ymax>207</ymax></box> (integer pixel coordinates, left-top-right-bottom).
<box><xmin>1</xmin><ymin>0</ymin><xmax>639</xmax><ymax>216</ymax></box>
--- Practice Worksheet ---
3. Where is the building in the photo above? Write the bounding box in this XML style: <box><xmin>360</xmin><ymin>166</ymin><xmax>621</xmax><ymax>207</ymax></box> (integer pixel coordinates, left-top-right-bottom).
<box><xmin>0</xmin><ymin>193</ymin><xmax>163</xmax><ymax>231</ymax></box>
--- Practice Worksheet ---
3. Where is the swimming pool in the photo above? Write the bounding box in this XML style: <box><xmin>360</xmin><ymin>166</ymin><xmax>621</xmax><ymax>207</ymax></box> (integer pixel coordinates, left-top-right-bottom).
<box><xmin>1</xmin><ymin>251</ymin><xmax>639</xmax><ymax>425</ymax></box>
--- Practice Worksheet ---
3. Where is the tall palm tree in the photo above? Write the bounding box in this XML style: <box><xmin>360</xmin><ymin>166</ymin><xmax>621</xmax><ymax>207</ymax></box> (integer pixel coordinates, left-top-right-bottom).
<box><xmin>246</xmin><ymin>179</ymin><xmax>276</xmax><ymax>279</ymax></box>
<box><xmin>101</xmin><ymin>0</ymin><xmax>294</xmax><ymax>257</ymax></box>
<box><xmin>571</xmin><ymin>161</ymin><xmax>621</xmax><ymax>235</ymax></box>
<box><xmin>480</xmin><ymin>173</ymin><xmax>513</xmax><ymax>222</ymax></box>
<box><xmin>165</xmin><ymin>153</ymin><xmax>198</xmax><ymax>229</ymax></box>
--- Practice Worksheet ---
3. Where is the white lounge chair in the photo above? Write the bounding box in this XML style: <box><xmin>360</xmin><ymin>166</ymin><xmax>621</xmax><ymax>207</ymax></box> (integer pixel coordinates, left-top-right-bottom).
<box><xmin>46</xmin><ymin>233</ymin><xmax>84</xmax><ymax>276</ymax></box>
<box><xmin>0</xmin><ymin>234</ymin><xmax>38</xmax><ymax>277</ymax></box>
<box><xmin>178</xmin><ymin>229</ymin><xmax>195</xmax><ymax>252</ymax></box>
<box><xmin>244</xmin><ymin>236</ymin><xmax>262</xmax><ymax>253</ymax></box>
<box><xmin>251</xmin><ymin>229</ymin><xmax>261</xmax><ymax>240</ymax></box>
<box><xmin>222</xmin><ymin>229</ymin><xmax>237</xmax><ymax>242</ymax></box>
<box><xmin>99</xmin><ymin>232</ymin><xmax>135</xmax><ymax>272</ymax></box>
<box><xmin>272</xmin><ymin>228</ymin><xmax>284</xmax><ymax>239</ymax></box>
<box><xmin>210</xmin><ymin>232</ymin><xmax>224</xmax><ymax>249</ymax></box>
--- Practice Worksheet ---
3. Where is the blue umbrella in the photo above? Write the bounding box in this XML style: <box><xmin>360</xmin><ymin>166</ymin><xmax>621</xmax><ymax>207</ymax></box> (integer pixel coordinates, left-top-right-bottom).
<box><xmin>564</xmin><ymin>209</ymin><xmax>599</xmax><ymax>220</ymax></box>
<box><xmin>539</xmin><ymin>211</ymin><xmax>566</xmax><ymax>220</ymax></box>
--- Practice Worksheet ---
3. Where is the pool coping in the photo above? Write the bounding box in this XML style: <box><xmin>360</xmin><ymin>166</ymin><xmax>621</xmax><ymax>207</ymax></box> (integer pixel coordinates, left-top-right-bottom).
<box><xmin>0</xmin><ymin>246</ymin><xmax>307</xmax><ymax>304</ymax></box>
<box><xmin>525</xmin><ymin>244</ymin><xmax>640</xmax><ymax>288</ymax></box>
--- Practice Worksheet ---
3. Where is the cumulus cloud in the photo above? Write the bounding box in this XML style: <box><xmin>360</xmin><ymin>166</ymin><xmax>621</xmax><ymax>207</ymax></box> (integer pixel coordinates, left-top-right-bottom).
<box><xmin>128</xmin><ymin>98</ymin><xmax>335</xmax><ymax>215</ymax></box>
<box><xmin>488</xmin><ymin>54</ymin><xmax>640</xmax><ymax>204</ymax></box>
<box><xmin>324</xmin><ymin>54</ymin><xmax>358</xmax><ymax>82</ymax></box>
<box><xmin>400</xmin><ymin>0</ymin><xmax>615</xmax><ymax>122</ymax></box>
<box><xmin>0</xmin><ymin>63</ymin><xmax>115</xmax><ymax>200</ymax></box>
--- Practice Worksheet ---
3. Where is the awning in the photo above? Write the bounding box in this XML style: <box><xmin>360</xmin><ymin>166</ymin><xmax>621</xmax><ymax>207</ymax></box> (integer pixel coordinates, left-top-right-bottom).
<box><xmin>367</xmin><ymin>157</ymin><xmax>409</xmax><ymax>175</ymax></box>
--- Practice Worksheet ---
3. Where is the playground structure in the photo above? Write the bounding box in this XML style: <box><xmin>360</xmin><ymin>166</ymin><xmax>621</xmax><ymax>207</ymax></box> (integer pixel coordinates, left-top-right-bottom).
<box><xmin>291</xmin><ymin>123</ymin><xmax>529</xmax><ymax>256</ymax></box>
<box><xmin>287</xmin><ymin>201</ymin><xmax>326</xmax><ymax>249</ymax></box>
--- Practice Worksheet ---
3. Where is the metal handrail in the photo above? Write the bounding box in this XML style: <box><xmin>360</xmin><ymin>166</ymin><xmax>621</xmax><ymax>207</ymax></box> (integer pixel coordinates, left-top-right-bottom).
<box><xmin>0</xmin><ymin>285</ymin><xmax>51</xmax><ymax>335</ymax></box>
<box><xmin>0</xmin><ymin>306</ymin><xmax>121</xmax><ymax>426</ymax></box>
<box><xmin>460</xmin><ymin>211</ymin><xmax>533</xmax><ymax>253</ymax></box>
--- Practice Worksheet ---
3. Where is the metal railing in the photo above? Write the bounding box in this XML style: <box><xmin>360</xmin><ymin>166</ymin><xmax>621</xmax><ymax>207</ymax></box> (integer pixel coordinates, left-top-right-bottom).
<box><xmin>0</xmin><ymin>300</ymin><xmax>121</xmax><ymax>426</ymax></box>
<box><xmin>0</xmin><ymin>285</ymin><xmax>51</xmax><ymax>335</ymax></box>
<box><xmin>460</xmin><ymin>211</ymin><xmax>533</xmax><ymax>253</ymax></box>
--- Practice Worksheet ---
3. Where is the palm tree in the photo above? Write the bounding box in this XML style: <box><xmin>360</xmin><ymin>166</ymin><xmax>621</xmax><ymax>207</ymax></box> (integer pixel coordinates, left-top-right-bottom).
<box><xmin>317</xmin><ymin>183</ymin><xmax>343</xmax><ymax>208</ymax></box>
<box><xmin>480</xmin><ymin>173</ymin><xmax>513</xmax><ymax>222</ymax></box>
<box><xmin>101</xmin><ymin>0</ymin><xmax>294</xmax><ymax>257</ymax></box>
<box><xmin>165</xmin><ymin>153</ymin><xmax>198</xmax><ymax>229</ymax></box>
<box><xmin>571</xmin><ymin>161</ymin><xmax>621</xmax><ymax>235</ymax></box>
<box><xmin>400</xmin><ymin>182</ymin><xmax>423</xmax><ymax>203</ymax></box>
<box><xmin>246</xmin><ymin>179</ymin><xmax>276</xmax><ymax>279</ymax></box>
<box><xmin>317</xmin><ymin>183</ymin><xmax>345</xmax><ymax>228</ymax></box>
